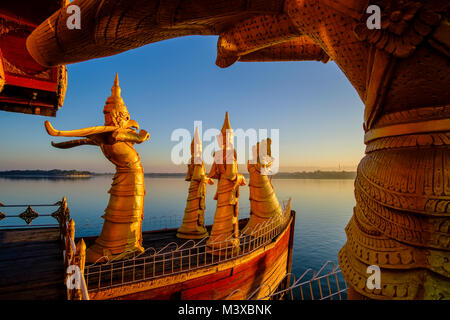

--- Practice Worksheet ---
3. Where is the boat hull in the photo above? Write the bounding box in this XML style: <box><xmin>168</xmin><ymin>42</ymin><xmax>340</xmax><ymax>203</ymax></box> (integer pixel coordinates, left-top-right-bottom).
<box><xmin>88</xmin><ymin>212</ymin><xmax>295</xmax><ymax>300</ymax></box>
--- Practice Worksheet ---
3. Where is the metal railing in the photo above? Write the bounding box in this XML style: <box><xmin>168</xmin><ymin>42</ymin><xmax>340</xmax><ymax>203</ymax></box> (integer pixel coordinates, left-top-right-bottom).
<box><xmin>76</xmin><ymin>214</ymin><xmax>193</xmax><ymax>237</ymax></box>
<box><xmin>75</xmin><ymin>207</ymin><xmax>251</xmax><ymax>237</ymax></box>
<box><xmin>0</xmin><ymin>200</ymin><xmax>64</xmax><ymax>228</ymax></box>
<box><xmin>84</xmin><ymin>201</ymin><xmax>292</xmax><ymax>293</ymax></box>
<box><xmin>237</xmin><ymin>260</ymin><xmax>348</xmax><ymax>300</ymax></box>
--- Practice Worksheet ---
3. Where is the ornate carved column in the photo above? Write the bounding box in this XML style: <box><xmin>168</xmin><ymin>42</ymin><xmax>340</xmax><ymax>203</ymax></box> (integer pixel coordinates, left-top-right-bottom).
<box><xmin>339</xmin><ymin>109</ymin><xmax>450</xmax><ymax>299</ymax></box>
<box><xmin>336</xmin><ymin>2</ymin><xmax>450</xmax><ymax>299</ymax></box>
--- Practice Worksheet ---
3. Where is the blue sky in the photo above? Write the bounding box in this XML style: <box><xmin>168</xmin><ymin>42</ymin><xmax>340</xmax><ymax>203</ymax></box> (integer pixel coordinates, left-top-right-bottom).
<box><xmin>0</xmin><ymin>35</ymin><xmax>365</xmax><ymax>173</ymax></box>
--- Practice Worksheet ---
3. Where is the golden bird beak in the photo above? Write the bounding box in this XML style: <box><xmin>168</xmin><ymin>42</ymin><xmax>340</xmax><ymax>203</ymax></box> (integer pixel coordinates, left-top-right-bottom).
<box><xmin>126</xmin><ymin>119</ymin><xmax>139</xmax><ymax>131</ymax></box>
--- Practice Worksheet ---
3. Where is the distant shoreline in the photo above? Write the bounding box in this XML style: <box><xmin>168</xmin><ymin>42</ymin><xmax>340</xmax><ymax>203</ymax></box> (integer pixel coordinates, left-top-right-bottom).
<box><xmin>0</xmin><ymin>170</ymin><xmax>356</xmax><ymax>180</ymax></box>
<box><xmin>0</xmin><ymin>170</ymin><xmax>93</xmax><ymax>178</ymax></box>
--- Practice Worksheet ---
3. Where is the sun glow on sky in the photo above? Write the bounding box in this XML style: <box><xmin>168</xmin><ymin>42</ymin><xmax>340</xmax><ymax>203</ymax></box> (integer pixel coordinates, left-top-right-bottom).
<box><xmin>0</xmin><ymin>36</ymin><xmax>365</xmax><ymax>173</ymax></box>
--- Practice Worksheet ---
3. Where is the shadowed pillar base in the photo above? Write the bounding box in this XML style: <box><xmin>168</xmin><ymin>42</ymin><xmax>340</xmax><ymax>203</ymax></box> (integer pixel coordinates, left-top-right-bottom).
<box><xmin>340</xmin><ymin>127</ymin><xmax>450</xmax><ymax>299</ymax></box>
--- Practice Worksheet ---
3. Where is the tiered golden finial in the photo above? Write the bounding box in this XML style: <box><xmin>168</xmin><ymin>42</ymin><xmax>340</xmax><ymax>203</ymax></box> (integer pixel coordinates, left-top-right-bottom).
<box><xmin>177</xmin><ymin>127</ymin><xmax>214</xmax><ymax>239</ymax></box>
<box><xmin>45</xmin><ymin>74</ymin><xmax>150</xmax><ymax>263</ymax></box>
<box><xmin>243</xmin><ymin>139</ymin><xmax>283</xmax><ymax>235</ymax></box>
<box><xmin>104</xmin><ymin>74</ymin><xmax>124</xmax><ymax>111</ymax></box>
<box><xmin>206</xmin><ymin>112</ymin><xmax>246</xmax><ymax>256</ymax></box>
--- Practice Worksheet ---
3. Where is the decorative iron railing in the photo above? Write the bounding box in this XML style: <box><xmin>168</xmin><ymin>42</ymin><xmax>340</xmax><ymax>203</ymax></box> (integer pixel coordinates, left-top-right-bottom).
<box><xmin>84</xmin><ymin>200</ymin><xmax>292</xmax><ymax>293</ymax></box>
<box><xmin>0</xmin><ymin>200</ymin><xmax>65</xmax><ymax>228</ymax></box>
<box><xmin>76</xmin><ymin>207</ymin><xmax>251</xmax><ymax>237</ymax></box>
<box><xmin>236</xmin><ymin>260</ymin><xmax>348</xmax><ymax>300</ymax></box>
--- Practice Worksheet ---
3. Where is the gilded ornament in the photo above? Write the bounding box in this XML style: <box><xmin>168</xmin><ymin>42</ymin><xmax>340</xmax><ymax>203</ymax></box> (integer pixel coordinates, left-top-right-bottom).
<box><xmin>18</xmin><ymin>206</ymin><xmax>39</xmax><ymax>225</ymax></box>
<box><xmin>45</xmin><ymin>74</ymin><xmax>150</xmax><ymax>263</ymax></box>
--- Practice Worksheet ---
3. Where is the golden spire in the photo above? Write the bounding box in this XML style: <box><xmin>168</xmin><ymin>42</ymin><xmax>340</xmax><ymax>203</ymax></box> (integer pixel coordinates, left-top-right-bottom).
<box><xmin>111</xmin><ymin>73</ymin><xmax>121</xmax><ymax>98</ymax></box>
<box><xmin>219</xmin><ymin>111</ymin><xmax>233</xmax><ymax>147</ymax></box>
<box><xmin>104</xmin><ymin>73</ymin><xmax>127</xmax><ymax>114</ymax></box>
<box><xmin>221</xmin><ymin>111</ymin><xmax>232</xmax><ymax>134</ymax></box>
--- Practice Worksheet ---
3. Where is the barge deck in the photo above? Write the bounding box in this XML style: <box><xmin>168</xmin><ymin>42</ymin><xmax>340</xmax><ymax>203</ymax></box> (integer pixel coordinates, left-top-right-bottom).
<box><xmin>0</xmin><ymin>227</ymin><xmax>65</xmax><ymax>299</ymax></box>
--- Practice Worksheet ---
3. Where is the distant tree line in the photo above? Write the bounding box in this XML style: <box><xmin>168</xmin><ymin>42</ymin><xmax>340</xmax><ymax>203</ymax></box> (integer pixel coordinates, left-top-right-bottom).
<box><xmin>0</xmin><ymin>169</ymin><xmax>92</xmax><ymax>177</ymax></box>
<box><xmin>0</xmin><ymin>170</ymin><xmax>356</xmax><ymax>179</ymax></box>
<box><xmin>273</xmin><ymin>171</ymin><xmax>356</xmax><ymax>179</ymax></box>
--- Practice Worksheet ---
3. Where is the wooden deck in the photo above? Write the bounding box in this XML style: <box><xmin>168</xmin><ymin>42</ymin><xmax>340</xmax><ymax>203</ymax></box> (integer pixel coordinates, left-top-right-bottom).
<box><xmin>0</xmin><ymin>212</ymin><xmax>294</xmax><ymax>300</ymax></box>
<box><xmin>0</xmin><ymin>227</ymin><xmax>66</xmax><ymax>300</ymax></box>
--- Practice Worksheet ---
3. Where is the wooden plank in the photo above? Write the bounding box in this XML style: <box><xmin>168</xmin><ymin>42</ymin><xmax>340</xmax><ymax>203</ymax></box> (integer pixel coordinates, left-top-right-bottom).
<box><xmin>0</xmin><ymin>243</ymin><xmax>61</xmax><ymax>262</ymax></box>
<box><xmin>0</xmin><ymin>253</ymin><xmax>61</xmax><ymax>272</ymax></box>
<box><xmin>0</xmin><ymin>274</ymin><xmax>64</xmax><ymax>294</ymax></box>
<box><xmin>0</xmin><ymin>283</ymin><xmax>66</xmax><ymax>300</ymax></box>
<box><xmin>0</xmin><ymin>227</ymin><xmax>60</xmax><ymax>244</ymax></box>
<box><xmin>0</xmin><ymin>238</ymin><xmax>60</xmax><ymax>250</ymax></box>
<box><xmin>0</xmin><ymin>261</ymin><xmax>63</xmax><ymax>281</ymax></box>
<box><xmin>0</xmin><ymin>227</ymin><xmax>65</xmax><ymax>299</ymax></box>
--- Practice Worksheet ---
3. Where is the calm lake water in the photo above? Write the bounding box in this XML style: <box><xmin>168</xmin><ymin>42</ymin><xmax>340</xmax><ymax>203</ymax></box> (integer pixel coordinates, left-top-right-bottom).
<box><xmin>0</xmin><ymin>176</ymin><xmax>355</xmax><ymax>277</ymax></box>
